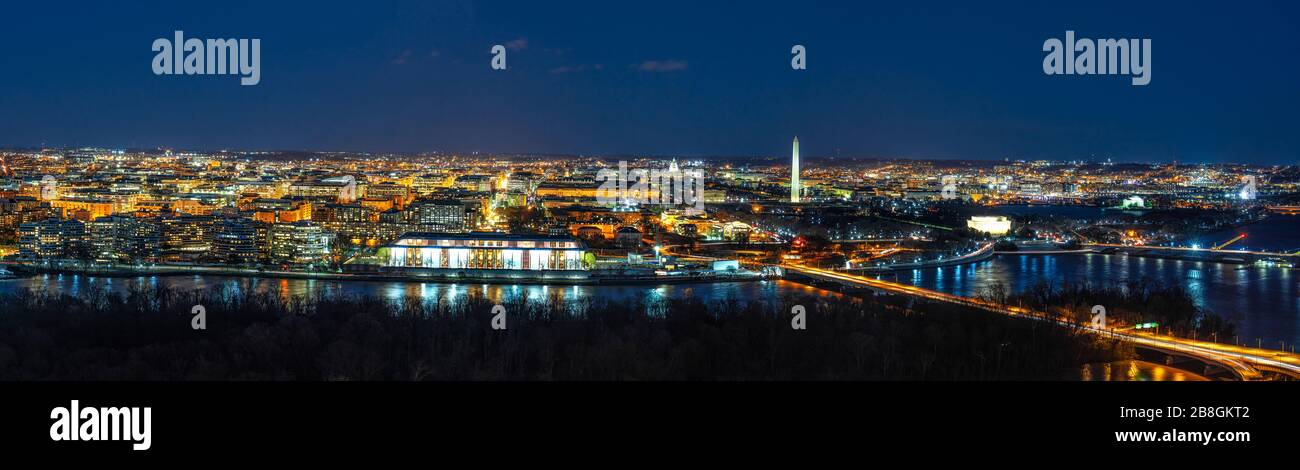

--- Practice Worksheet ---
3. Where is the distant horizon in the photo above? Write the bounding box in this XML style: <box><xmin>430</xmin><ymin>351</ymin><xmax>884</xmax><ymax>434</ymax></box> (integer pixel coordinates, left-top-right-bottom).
<box><xmin>0</xmin><ymin>143</ymin><xmax>1288</xmax><ymax>168</ymax></box>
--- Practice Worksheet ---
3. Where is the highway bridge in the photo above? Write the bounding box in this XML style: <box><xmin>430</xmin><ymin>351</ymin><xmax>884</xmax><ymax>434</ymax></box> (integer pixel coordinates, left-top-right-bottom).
<box><xmin>1267</xmin><ymin>205</ymin><xmax>1300</xmax><ymax>215</ymax></box>
<box><xmin>781</xmin><ymin>263</ymin><xmax>1300</xmax><ymax>380</ymax></box>
<box><xmin>1085</xmin><ymin>243</ymin><xmax>1299</xmax><ymax>264</ymax></box>
<box><xmin>660</xmin><ymin>242</ymin><xmax>1300</xmax><ymax>380</ymax></box>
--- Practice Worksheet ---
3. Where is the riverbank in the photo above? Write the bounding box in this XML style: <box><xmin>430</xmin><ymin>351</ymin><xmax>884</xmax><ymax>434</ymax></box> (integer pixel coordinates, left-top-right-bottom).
<box><xmin>0</xmin><ymin>271</ymin><xmax>1125</xmax><ymax>381</ymax></box>
<box><xmin>2</xmin><ymin>261</ymin><xmax>763</xmax><ymax>286</ymax></box>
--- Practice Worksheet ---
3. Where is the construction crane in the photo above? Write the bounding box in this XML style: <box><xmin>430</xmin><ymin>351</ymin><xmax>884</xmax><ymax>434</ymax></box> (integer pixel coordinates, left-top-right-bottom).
<box><xmin>1212</xmin><ymin>234</ymin><xmax>1247</xmax><ymax>251</ymax></box>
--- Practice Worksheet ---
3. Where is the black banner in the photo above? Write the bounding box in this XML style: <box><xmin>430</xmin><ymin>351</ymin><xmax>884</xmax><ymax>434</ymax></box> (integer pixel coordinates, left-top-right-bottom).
<box><xmin>2</xmin><ymin>382</ymin><xmax>1290</xmax><ymax>459</ymax></box>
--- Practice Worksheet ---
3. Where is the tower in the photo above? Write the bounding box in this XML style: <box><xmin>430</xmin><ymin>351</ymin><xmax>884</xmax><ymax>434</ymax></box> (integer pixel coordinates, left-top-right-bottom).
<box><xmin>790</xmin><ymin>136</ymin><xmax>800</xmax><ymax>203</ymax></box>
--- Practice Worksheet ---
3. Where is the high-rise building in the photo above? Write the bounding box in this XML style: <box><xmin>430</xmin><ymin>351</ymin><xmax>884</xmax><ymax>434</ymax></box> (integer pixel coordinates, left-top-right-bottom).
<box><xmin>17</xmin><ymin>218</ymin><xmax>86</xmax><ymax>259</ymax></box>
<box><xmin>269</xmin><ymin>221</ymin><xmax>329</xmax><ymax>265</ymax></box>
<box><xmin>88</xmin><ymin>215</ymin><xmax>160</xmax><ymax>262</ymax></box>
<box><xmin>160</xmin><ymin>214</ymin><xmax>215</xmax><ymax>259</ymax></box>
<box><xmin>791</xmin><ymin>136</ymin><xmax>801</xmax><ymax>203</ymax></box>
<box><xmin>211</xmin><ymin>218</ymin><xmax>260</xmax><ymax>264</ymax></box>
<box><xmin>411</xmin><ymin>199</ymin><xmax>467</xmax><ymax>233</ymax></box>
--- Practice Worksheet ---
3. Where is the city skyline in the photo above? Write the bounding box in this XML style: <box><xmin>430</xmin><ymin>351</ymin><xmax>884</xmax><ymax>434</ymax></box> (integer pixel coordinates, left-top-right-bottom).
<box><xmin>2</xmin><ymin>143</ymin><xmax>1292</xmax><ymax>168</ymax></box>
<box><xmin>4</xmin><ymin>141</ymin><xmax>1297</xmax><ymax>383</ymax></box>
<box><xmin>5</xmin><ymin>2</ymin><xmax>1298</xmax><ymax>455</ymax></box>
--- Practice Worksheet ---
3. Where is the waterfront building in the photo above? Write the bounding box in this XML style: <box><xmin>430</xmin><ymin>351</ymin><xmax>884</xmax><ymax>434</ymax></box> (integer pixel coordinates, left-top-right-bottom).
<box><xmin>17</xmin><ymin>218</ymin><xmax>86</xmax><ymax>259</ymax></box>
<box><xmin>269</xmin><ymin>221</ymin><xmax>330</xmax><ymax>265</ymax></box>
<box><xmin>160</xmin><ymin>215</ymin><xmax>215</xmax><ymax>259</ymax></box>
<box><xmin>211</xmin><ymin>217</ymin><xmax>260</xmax><ymax>264</ymax></box>
<box><xmin>378</xmin><ymin>232</ymin><xmax>589</xmax><ymax>271</ymax></box>
<box><xmin>88</xmin><ymin>215</ymin><xmax>161</xmax><ymax>262</ymax></box>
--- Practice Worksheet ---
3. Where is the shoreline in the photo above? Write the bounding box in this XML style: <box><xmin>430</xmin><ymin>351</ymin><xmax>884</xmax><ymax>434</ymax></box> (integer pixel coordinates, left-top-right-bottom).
<box><xmin>1</xmin><ymin>262</ymin><xmax>764</xmax><ymax>286</ymax></box>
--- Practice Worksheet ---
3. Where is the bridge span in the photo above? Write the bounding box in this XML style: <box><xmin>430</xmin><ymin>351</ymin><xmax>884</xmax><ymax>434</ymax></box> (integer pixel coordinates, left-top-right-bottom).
<box><xmin>781</xmin><ymin>263</ymin><xmax>1300</xmax><ymax>381</ymax></box>
<box><xmin>659</xmin><ymin>242</ymin><xmax>1300</xmax><ymax>380</ymax></box>
<box><xmin>1085</xmin><ymin>243</ymin><xmax>1298</xmax><ymax>264</ymax></box>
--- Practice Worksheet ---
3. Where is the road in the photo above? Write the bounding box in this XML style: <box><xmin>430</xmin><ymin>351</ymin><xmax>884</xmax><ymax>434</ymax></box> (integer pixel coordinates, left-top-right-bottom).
<box><xmin>781</xmin><ymin>263</ymin><xmax>1300</xmax><ymax>380</ymax></box>
<box><xmin>1087</xmin><ymin>243</ymin><xmax>1298</xmax><ymax>258</ymax></box>
<box><xmin>616</xmin><ymin>243</ymin><xmax>1299</xmax><ymax>380</ymax></box>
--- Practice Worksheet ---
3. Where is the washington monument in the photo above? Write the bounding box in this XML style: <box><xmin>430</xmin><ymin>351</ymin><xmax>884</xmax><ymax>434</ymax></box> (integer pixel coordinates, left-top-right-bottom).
<box><xmin>790</xmin><ymin>136</ymin><xmax>800</xmax><ymax>203</ymax></box>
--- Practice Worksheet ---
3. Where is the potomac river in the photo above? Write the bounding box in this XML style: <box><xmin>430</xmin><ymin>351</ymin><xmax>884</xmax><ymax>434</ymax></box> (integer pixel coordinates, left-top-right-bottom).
<box><xmin>890</xmin><ymin>213</ymin><xmax>1300</xmax><ymax>347</ymax></box>
<box><xmin>2</xmin><ymin>251</ymin><xmax>1296</xmax><ymax>346</ymax></box>
<box><xmin>3</xmin><ymin>214</ymin><xmax>1297</xmax><ymax>348</ymax></box>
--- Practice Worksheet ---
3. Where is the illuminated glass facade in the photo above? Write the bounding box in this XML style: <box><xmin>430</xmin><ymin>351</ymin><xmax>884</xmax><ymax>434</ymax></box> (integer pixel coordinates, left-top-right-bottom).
<box><xmin>382</xmin><ymin>233</ymin><xmax>588</xmax><ymax>270</ymax></box>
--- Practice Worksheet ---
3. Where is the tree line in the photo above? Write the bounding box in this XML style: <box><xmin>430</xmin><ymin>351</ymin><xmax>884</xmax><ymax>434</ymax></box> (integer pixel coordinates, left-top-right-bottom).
<box><xmin>0</xmin><ymin>284</ymin><xmax>1130</xmax><ymax>380</ymax></box>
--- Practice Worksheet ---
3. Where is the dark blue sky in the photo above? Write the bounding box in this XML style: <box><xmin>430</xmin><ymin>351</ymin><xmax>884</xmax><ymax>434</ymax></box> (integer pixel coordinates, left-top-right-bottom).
<box><xmin>1</xmin><ymin>1</ymin><xmax>1298</xmax><ymax>163</ymax></box>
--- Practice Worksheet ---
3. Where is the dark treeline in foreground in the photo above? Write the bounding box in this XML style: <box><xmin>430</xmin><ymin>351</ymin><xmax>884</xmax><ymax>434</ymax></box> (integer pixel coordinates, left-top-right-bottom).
<box><xmin>0</xmin><ymin>284</ymin><xmax>1130</xmax><ymax>380</ymax></box>
<box><xmin>984</xmin><ymin>278</ymin><xmax>1235</xmax><ymax>339</ymax></box>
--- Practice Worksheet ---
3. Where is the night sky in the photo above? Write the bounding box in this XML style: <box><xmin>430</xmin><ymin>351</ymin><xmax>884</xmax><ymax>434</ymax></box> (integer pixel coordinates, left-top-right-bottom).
<box><xmin>1</xmin><ymin>1</ymin><xmax>1298</xmax><ymax>163</ymax></box>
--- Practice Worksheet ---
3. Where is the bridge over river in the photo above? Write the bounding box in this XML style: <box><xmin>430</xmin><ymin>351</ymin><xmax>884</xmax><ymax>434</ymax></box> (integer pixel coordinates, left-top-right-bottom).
<box><xmin>780</xmin><ymin>263</ymin><xmax>1300</xmax><ymax>381</ymax></box>
<box><xmin>1086</xmin><ymin>243</ymin><xmax>1299</xmax><ymax>264</ymax></box>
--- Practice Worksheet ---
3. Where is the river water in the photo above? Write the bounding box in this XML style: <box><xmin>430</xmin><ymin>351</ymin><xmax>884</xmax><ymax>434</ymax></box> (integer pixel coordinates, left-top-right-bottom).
<box><xmin>880</xmin><ymin>253</ymin><xmax>1298</xmax><ymax>346</ymax></box>
<box><xmin>2</xmin><ymin>213</ymin><xmax>1295</xmax><ymax>351</ymax></box>
<box><xmin>0</xmin><ymin>274</ymin><xmax>832</xmax><ymax>314</ymax></box>
<box><xmin>888</xmin><ymin>212</ymin><xmax>1300</xmax><ymax>347</ymax></box>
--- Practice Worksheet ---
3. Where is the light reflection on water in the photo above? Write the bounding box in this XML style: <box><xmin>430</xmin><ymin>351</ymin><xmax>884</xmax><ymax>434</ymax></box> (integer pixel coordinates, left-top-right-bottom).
<box><xmin>0</xmin><ymin>275</ymin><xmax>843</xmax><ymax>316</ymax></box>
<box><xmin>884</xmin><ymin>253</ymin><xmax>1300</xmax><ymax>346</ymax></box>
<box><xmin>3</xmin><ymin>250</ymin><xmax>1295</xmax><ymax>345</ymax></box>
<box><xmin>1078</xmin><ymin>360</ymin><xmax>1208</xmax><ymax>381</ymax></box>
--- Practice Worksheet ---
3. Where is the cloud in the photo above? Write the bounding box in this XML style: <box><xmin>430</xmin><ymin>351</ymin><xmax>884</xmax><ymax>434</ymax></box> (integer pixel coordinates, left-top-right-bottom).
<box><xmin>549</xmin><ymin>64</ymin><xmax>604</xmax><ymax>74</ymax></box>
<box><xmin>503</xmin><ymin>37</ymin><xmax>529</xmax><ymax>51</ymax></box>
<box><xmin>632</xmin><ymin>60</ymin><xmax>687</xmax><ymax>72</ymax></box>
